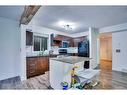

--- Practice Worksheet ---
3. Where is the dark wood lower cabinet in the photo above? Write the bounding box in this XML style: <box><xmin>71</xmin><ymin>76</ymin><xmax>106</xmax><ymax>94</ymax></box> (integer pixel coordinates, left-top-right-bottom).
<box><xmin>27</xmin><ymin>57</ymin><xmax>37</xmax><ymax>78</ymax></box>
<box><xmin>27</xmin><ymin>56</ymin><xmax>56</xmax><ymax>78</ymax></box>
<box><xmin>36</xmin><ymin>56</ymin><xmax>49</xmax><ymax>75</ymax></box>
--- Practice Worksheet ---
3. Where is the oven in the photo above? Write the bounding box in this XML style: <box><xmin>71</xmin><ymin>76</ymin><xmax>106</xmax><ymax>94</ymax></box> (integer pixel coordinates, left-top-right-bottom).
<box><xmin>58</xmin><ymin>49</ymin><xmax>67</xmax><ymax>55</ymax></box>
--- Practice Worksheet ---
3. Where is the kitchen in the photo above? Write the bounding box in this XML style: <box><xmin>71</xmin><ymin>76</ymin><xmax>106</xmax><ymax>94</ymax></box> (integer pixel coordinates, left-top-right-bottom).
<box><xmin>26</xmin><ymin>29</ymin><xmax>90</xmax><ymax>78</ymax></box>
<box><xmin>21</xmin><ymin>6</ymin><xmax>99</xmax><ymax>89</ymax></box>
<box><xmin>25</xmin><ymin>26</ymin><xmax>100</xmax><ymax>89</ymax></box>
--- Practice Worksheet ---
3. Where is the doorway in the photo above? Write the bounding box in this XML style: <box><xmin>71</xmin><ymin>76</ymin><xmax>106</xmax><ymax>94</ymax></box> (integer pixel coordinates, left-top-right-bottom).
<box><xmin>99</xmin><ymin>33</ymin><xmax>112</xmax><ymax>71</ymax></box>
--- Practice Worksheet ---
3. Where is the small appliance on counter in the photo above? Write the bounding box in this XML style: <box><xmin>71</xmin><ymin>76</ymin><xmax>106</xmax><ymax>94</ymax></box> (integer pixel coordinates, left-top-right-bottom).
<box><xmin>49</xmin><ymin>50</ymin><xmax>54</xmax><ymax>55</ymax></box>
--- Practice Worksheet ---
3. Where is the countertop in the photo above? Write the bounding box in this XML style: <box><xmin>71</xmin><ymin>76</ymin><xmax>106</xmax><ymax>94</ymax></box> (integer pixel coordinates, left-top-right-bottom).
<box><xmin>50</xmin><ymin>56</ymin><xmax>92</xmax><ymax>64</ymax></box>
<box><xmin>26</xmin><ymin>54</ymin><xmax>58</xmax><ymax>58</ymax></box>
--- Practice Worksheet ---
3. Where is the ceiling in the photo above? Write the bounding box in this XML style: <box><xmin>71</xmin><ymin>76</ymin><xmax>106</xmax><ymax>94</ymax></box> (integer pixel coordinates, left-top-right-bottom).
<box><xmin>0</xmin><ymin>6</ymin><xmax>127</xmax><ymax>34</ymax></box>
<box><xmin>0</xmin><ymin>6</ymin><xmax>24</xmax><ymax>21</ymax></box>
<box><xmin>31</xmin><ymin>6</ymin><xmax>127</xmax><ymax>34</ymax></box>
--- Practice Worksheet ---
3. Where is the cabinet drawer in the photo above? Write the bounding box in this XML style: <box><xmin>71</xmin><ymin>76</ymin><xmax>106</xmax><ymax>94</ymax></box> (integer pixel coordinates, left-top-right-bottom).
<box><xmin>27</xmin><ymin>69</ymin><xmax>36</xmax><ymax>78</ymax></box>
<box><xmin>27</xmin><ymin>57</ymin><xmax>49</xmax><ymax>78</ymax></box>
<box><xmin>27</xmin><ymin>63</ymin><xmax>36</xmax><ymax>67</ymax></box>
<box><xmin>27</xmin><ymin>64</ymin><xmax>36</xmax><ymax>70</ymax></box>
<box><xmin>28</xmin><ymin>69</ymin><xmax>36</xmax><ymax>74</ymax></box>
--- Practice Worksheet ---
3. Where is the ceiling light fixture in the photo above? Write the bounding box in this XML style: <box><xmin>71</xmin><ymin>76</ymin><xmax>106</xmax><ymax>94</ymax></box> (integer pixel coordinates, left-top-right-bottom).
<box><xmin>63</xmin><ymin>24</ymin><xmax>73</xmax><ymax>30</ymax></box>
<box><xmin>57</xmin><ymin>21</ymin><xmax>75</xmax><ymax>31</ymax></box>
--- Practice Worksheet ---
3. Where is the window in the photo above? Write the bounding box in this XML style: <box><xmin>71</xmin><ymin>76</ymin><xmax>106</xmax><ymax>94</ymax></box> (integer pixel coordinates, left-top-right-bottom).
<box><xmin>33</xmin><ymin>36</ymin><xmax>48</xmax><ymax>51</ymax></box>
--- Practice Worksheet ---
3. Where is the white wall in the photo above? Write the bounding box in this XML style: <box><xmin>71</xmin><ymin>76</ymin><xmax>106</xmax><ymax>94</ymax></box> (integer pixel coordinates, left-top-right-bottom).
<box><xmin>99</xmin><ymin>23</ymin><xmax>127</xmax><ymax>33</ymax></box>
<box><xmin>0</xmin><ymin>17</ymin><xmax>20</xmax><ymax>80</ymax></box>
<box><xmin>89</xmin><ymin>27</ymin><xmax>99</xmax><ymax>69</ymax></box>
<box><xmin>112</xmin><ymin>31</ymin><xmax>127</xmax><ymax>73</ymax></box>
<box><xmin>20</xmin><ymin>25</ymin><xmax>27</xmax><ymax>80</ymax></box>
<box><xmin>70</xmin><ymin>31</ymin><xmax>89</xmax><ymax>38</ymax></box>
<box><xmin>99</xmin><ymin>23</ymin><xmax>127</xmax><ymax>73</ymax></box>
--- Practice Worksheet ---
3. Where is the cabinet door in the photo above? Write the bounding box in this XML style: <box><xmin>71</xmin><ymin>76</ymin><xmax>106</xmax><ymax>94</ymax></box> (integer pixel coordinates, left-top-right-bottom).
<box><xmin>73</xmin><ymin>36</ymin><xmax>86</xmax><ymax>47</ymax></box>
<box><xmin>41</xmin><ymin>57</ymin><xmax>49</xmax><ymax>72</ymax></box>
<box><xmin>36</xmin><ymin>57</ymin><xmax>49</xmax><ymax>75</ymax></box>
<box><xmin>27</xmin><ymin>57</ymin><xmax>50</xmax><ymax>78</ymax></box>
<box><xmin>45</xmin><ymin>56</ymin><xmax>49</xmax><ymax>71</ymax></box>
<box><xmin>73</xmin><ymin>38</ymin><xmax>80</xmax><ymax>47</ymax></box>
<box><xmin>68</xmin><ymin>38</ymin><xmax>74</xmax><ymax>47</ymax></box>
<box><xmin>27</xmin><ymin>57</ymin><xmax>37</xmax><ymax>78</ymax></box>
<box><xmin>26</xmin><ymin>31</ymin><xmax>33</xmax><ymax>46</ymax></box>
<box><xmin>37</xmin><ymin>57</ymin><xmax>45</xmax><ymax>75</ymax></box>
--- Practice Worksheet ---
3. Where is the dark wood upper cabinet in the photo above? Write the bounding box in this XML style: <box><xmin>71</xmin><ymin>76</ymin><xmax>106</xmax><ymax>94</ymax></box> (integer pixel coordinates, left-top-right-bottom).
<box><xmin>73</xmin><ymin>36</ymin><xmax>87</xmax><ymax>47</ymax></box>
<box><xmin>50</xmin><ymin>34</ymin><xmax>87</xmax><ymax>47</ymax></box>
<box><xmin>55</xmin><ymin>35</ymin><xmax>71</xmax><ymax>41</ymax></box>
<box><xmin>51</xmin><ymin>34</ymin><xmax>73</xmax><ymax>47</ymax></box>
<box><xmin>51</xmin><ymin>34</ymin><xmax>61</xmax><ymax>46</ymax></box>
<box><xmin>67</xmin><ymin>38</ymin><xmax>74</xmax><ymax>47</ymax></box>
<box><xmin>26</xmin><ymin>31</ymin><xmax>33</xmax><ymax>46</ymax></box>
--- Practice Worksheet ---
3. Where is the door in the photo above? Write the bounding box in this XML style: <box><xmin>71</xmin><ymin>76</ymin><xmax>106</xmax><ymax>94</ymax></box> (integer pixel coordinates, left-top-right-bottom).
<box><xmin>100</xmin><ymin>33</ymin><xmax>112</xmax><ymax>71</ymax></box>
<box><xmin>100</xmin><ymin>37</ymin><xmax>112</xmax><ymax>60</ymax></box>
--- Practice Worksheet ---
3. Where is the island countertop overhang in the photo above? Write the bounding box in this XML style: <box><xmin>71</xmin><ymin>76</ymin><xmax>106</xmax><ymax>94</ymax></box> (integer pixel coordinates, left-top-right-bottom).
<box><xmin>50</xmin><ymin>56</ymin><xmax>92</xmax><ymax>64</ymax></box>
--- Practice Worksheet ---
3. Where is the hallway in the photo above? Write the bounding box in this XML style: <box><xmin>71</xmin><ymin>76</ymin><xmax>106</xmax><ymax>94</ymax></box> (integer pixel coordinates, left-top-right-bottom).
<box><xmin>100</xmin><ymin>60</ymin><xmax>112</xmax><ymax>71</ymax></box>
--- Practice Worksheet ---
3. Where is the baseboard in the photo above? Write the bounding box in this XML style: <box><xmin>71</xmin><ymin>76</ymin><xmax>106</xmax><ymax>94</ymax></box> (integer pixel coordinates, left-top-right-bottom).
<box><xmin>112</xmin><ymin>69</ymin><xmax>127</xmax><ymax>74</ymax></box>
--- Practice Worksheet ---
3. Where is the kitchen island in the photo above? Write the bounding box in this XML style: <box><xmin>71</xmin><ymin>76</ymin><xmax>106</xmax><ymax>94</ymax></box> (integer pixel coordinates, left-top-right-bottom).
<box><xmin>49</xmin><ymin>56</ymin><xmax>92</xmax><ymax>89</ymax></box>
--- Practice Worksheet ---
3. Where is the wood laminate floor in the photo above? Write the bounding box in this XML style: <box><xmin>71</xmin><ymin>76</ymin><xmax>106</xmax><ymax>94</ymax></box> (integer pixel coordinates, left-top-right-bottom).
<box><xmin>100</xmin><ymin>60</ymin><xmax>112</xmax><ymax>71</ymax></box>
<box><xmin>0</xmin><ymin>60</ymin><xmax>127</xmax><ymax>89</ymax></box>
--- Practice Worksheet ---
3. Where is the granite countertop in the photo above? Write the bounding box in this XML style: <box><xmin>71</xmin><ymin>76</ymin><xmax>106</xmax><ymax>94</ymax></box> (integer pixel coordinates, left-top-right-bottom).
<box><xmin>50</xmin><ymin>56</ymin><xmax>92</xmax><ymax>64</ymax></box>
<box><xmin>26</xmin><ymin>54</ymin><xmax>58</xmax><ymax>58</ymax></box>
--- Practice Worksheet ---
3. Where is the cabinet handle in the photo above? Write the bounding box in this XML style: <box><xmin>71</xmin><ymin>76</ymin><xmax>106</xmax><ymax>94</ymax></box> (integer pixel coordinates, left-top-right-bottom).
<box><xmin>29</xmin><ymin>64</ymin><xmax>36</xmax><ymax>67</ymax></box>
<box><xmin>30</xmin><ymin>70</ymin><xmax>35</xmax><ymax>74</ymax></box>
